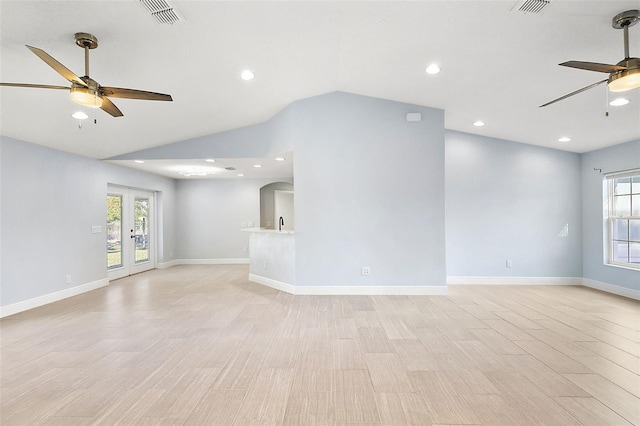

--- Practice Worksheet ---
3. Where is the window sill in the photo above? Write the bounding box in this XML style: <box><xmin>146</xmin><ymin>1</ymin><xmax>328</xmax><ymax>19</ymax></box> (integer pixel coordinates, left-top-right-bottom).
<box><xmin>605</xmin><ymin>262</ymin><xmax>640</xmax><ymax>272</ymax></box>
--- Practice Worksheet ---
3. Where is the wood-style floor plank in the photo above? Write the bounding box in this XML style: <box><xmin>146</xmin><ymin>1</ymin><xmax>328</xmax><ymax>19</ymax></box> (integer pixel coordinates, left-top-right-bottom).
<box><xmin>513</xmin><ymin>340</ymin><xmax>593</xmax><ymax>374</ymax></box>
<box><xmin>330</xmin><ymin>369</ymin><xmax>380</xmax><ymax>424</ymax></box>
<box><xmin>408</xmin><ymin>370</ymin><xmax>481</xmax><ymax>425</ymax></box>
<box><xmin>374</xmin><ymin>392</ymin><xmax>434</xmax><ymax>425</ymax></box>
<box><xmin>232</xmin><ymin>367</ymin><xmax>294</xmax><ymax>425</ymax></box>
<box><xmin>555</xmin><ymin>396</ymin><xmax>634</xmax><ymax>426</ymax></box>
<box><xmin>564</xmin><ymin>373</ymin><xmax>640</xmax><ymax>425</ymax></box>
<box><xmin>578</xmin><ymin>340</ymin><xmax>640</xmax><ymax>375</ymax></box>
<box><xmin>282</xmin><ymin>391</ymin><xmax>330</xmax><ymax>426</ymax></box>
<box><xmin>1</xmin><ymin>265</ymin><xmax>639</xmax><ymax>425</ymax></box>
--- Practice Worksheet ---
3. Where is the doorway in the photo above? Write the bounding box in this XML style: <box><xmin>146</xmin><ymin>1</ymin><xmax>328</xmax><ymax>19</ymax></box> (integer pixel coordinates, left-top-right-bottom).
<box><xmin>107</xmin><ymin>185</ymin><xmax>156</xmax><ymax>280</ymax></box>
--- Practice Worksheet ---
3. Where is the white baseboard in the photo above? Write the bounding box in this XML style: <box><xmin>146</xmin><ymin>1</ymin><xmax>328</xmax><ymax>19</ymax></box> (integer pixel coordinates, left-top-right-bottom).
<box><xmin>582</xmin><ymin>278</ymin><xmax>640</xmax><ymax>300</ymax></box>
<box><xmin>248</xmin><ymin>274</ymin><xmax>447</xmax><ymax>296</ymax></box>
<box><xmin>157</xmin><ymin>259</ymin><xmax>179</xmax><ymax>269</ymax></box>
<box><xmin>0</xmin><ymin>278</ymin><xmax>109</xmax><ymax>318</ymax></box>
<box><xmin>249</xmin><ymin>274</ymin><xmax>297</xmax><ymax>294</ymax></box>
<box><xmin>175</xmin><ymin>258</ymin><xmax>249</xmax><ymax>265</ymax></box>
<box><xmin>295</xmin><ymin>285</ymin><xmax>448</xmax><ymax>296</ymax></box>
<box><xmin>447</xmin><ymin>276</ymin><xmax>582</xmax><ymax>286</ymax></box>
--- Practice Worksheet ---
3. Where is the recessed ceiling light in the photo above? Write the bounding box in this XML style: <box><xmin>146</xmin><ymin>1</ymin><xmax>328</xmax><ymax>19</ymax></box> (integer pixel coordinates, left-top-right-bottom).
<box><xmin>253</xmin><ymin>164</ymin><xmax>262</xmax><ymax>168</ymax></box>
<box><xmin>425</xmin><ymin>64</ymin><xmax>440</xmax><ymax>75</ymax></box>
<box><xmin>72</xmin><ymin>111</ymin><xmax>88</xmax><ymax>120</ymax></box>
<box><xmin>178</xmin><ymin>169</ymin><xmax>214</xmax><ymax>177</ymax></box>
<box><xmin>609</xmin><ymin>97</ymin><xmax>630</xmax><ymax>106</ymax></box>
<box><xmin>179</xmin><ymin>171</ymin><xmax>212</xmax><ymax>177</ymax></box>
<box><xmin>134</xmin><ymin>160</ymin><xmax>145</xmax><ymax>164</ymax></box>
<box><xmin>237</xmin><ymin>173</ymin><xmax>245</xmax><ymax>177</ymax></box>
<box><xmin>558</xmin><ymin>137</ymin><xmax>571</xmax><ymax>142</ymax></box>
<box><xmin>473</xmin><ymin>120</ymin><xmax>485</xmax><ymax>127</ymax></box>
<box><xmin>205</xmin><ymin>158</ymin><xmax>216</xmax><ymax>163</ymax></box>
<box><xmin>275</xmin><ymin>157</ymin><xmax>286</xmax><ymax>161</ymax></box>
<box><xmin>241</xmin><ymin>70</ymin><xmax>255</xmax><ymax>81</ymax></box>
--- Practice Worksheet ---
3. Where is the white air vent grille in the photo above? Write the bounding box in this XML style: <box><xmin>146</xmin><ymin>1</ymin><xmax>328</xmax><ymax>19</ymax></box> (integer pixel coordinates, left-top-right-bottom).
<box><xmin>139</xmin><ymin>0</ymin><xmax>182</xmax><ymax>25</ymax></box>
<box><xmin>514</xmin><ymin>0</ymin><xmax>550</xmax><ymax>14</ymax></box>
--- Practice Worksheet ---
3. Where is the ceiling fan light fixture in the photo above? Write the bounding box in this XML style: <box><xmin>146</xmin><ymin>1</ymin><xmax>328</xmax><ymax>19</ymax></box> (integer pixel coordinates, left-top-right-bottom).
<box><xmin>608</xmin><ymin>68</ymin><xmax>640</xmax><ymax>92</ymax></box>
<box><xmin>70</xmin><ymin>86</ymin><xmax>103</xmax><ymax>108</ymax></box>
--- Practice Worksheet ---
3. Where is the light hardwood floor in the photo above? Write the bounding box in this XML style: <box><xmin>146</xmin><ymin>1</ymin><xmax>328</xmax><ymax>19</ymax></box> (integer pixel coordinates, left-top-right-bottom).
<box><xmin>1</xmin><ymin>265</ymin><xmax>639</xmax><ymax>425</ymax></box>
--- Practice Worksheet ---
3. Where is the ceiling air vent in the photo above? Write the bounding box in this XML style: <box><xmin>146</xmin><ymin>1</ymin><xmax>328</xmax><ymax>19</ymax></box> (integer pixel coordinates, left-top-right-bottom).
<box><xmin>139</xmin><ymin>0</ymin><xmax>183</xmax><ymax>25</ymax></box>
<box><xmin>513</xmin><ymin>0</ymin><xmax>551</xmax><ymax>14</ymax></box>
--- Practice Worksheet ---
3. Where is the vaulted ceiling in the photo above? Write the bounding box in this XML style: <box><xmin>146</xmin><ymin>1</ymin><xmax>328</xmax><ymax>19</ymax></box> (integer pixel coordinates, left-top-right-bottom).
<box><xmin>1</xmin><ymin>1</ymin><xmax>639</xmax><ymax>162</ymax></box>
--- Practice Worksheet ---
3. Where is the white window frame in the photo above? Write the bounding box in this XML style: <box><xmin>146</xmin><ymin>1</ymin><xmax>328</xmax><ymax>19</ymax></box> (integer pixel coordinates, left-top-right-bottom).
<box><xmin>605</xmin><ymin>170</ymin><xmax>640</xmax><ymax>270</ymax></box>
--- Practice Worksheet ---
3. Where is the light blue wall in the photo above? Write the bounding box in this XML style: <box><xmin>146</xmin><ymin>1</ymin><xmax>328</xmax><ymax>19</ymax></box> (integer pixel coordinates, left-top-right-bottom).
<box><xmin>581</xmin><ymin>139</ymin><xmax>640</xmax><ymax>291</ymax></box>
<box><xmin>123</xmin><ymin>91</ymin><xmax>447</xmax><ymax>289</ymax></box>
<box><xmin>176</xmin><ymin>178</ymin><xmax>287</xmax><ymax>260</ymax></box>
<box><xmin>292</xmin><ymin>92</ymin><xmax>446</xmax><ymax>287</ymax></box>
<box><xmin>0</xmin><ymin>136</ymin><xmax>177</xmax><ymax>307</ymax></box>
<box><xmin>445</xmin><ymin>131</ymin><xmax>583</xmax><ymax>278</ymax></box>
<box><xmin>107</xmin><ymin>106</ymin><xmax>295</xmax><ymax>161</ymax></box>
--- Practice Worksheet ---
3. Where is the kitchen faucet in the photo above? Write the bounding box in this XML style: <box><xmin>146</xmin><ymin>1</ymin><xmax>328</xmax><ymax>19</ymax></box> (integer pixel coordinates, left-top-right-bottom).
<box><xmin>279</xmin><ymin>216</ymin><xmax>284</xmax><ymax>231</ymax></box>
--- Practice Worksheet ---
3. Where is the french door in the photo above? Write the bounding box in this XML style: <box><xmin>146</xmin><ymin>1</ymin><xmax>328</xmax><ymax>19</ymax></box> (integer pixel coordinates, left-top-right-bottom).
<box><xmin>107</xmin><ymin>185</ymin><xmax>156</xmax><ymax>280</ymax></box>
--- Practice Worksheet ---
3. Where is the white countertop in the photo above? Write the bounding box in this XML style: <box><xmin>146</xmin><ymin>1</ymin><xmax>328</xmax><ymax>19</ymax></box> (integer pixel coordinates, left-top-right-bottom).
<box><xmin>242</xmin><ymin>228</ymin><xmax>295</xmax><ymax>235</ymax></box>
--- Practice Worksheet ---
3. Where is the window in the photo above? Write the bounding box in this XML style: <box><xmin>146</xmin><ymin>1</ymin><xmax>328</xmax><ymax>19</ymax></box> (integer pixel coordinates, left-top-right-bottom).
<box><xmin>606</xmin><ymin>172</ymin><xmax>640</xmax><ymax>269</ymax></box>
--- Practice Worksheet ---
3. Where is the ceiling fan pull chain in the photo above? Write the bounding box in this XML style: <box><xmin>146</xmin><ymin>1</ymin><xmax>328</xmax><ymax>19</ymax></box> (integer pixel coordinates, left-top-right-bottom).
<box><xmin>605</xmin><ymin>85</ymin><xmax>609</xmax><ymax>117</ymax></box>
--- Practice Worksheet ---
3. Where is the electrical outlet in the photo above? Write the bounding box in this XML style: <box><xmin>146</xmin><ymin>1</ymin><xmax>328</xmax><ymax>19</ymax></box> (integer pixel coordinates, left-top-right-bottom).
<box><xmin>263</xmin><ymin>260</ymin><xmax>268</xmax><ymax>269</ymax></box>
<box><xmin>361</xmin><ymin>266</ymin><xmax>371</xmax><ymax>276</ymax></box>
<box><xmin>66</xmin><ymin>274</ymin><xmax>72</xmax><ymax>284</ymax></box>
<box><xmin>243</xmin><ymin>246</ymin><xmax>248</xmax><ymax>253</ymax></box>
<box><xmin>506</xmin><ymin>259</ymin><xmax>513</xmax><ymax>268</ymax></box>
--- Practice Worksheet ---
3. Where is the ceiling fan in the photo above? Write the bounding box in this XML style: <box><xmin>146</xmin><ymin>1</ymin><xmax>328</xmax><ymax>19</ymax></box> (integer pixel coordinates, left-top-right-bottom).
<box><xmin>0</xmin><ymin>32</ymin><xmax>172</xmax><ymax>117</ymax></box>
<box><xmin>540</xmin><ymin>10</ymin><xmax>640</xmax><ymax>107</ymax></box>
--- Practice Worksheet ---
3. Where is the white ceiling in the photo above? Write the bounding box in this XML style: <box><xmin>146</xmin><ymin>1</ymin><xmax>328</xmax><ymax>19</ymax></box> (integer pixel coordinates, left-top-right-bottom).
<box><xmin>1</xmin><ymin>0</ymin><xmax>639</xmax><ymax>169</ymax></box>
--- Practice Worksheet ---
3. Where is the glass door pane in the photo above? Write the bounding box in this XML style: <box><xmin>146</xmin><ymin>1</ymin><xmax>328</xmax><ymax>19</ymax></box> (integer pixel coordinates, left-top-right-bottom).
<box><xmin>107</xmin><ymin>194</ymin><xmax>123</xmax><ymax>269</ymax></box>
<box><xmin>107</xmin><ymin>186</ymin><xmax>155</xmax><ymax>281</ymax></box>
<box><xmin>134</xmin><ymin>197</ymin><xmax>150</xmax><ymax>264</ymax></box>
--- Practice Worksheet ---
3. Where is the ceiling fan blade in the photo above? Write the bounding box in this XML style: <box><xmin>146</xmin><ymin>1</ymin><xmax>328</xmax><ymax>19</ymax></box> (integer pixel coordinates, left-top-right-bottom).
<box><xmin>539</xmin><ymin>79</ymin><xmax>608</xmax><ymax>107</ymax></box>
<box><xmin>560</xmin><ymin>61</ymin><xmax>626</xmax><ymax>73</ymax></box>
<box><xmin>0</xmin><ymin>82</ymin><xmax>69</xmax><ymax>90</ymax></box>
<box><xmin>101</xmin><ymin>87</ymin><xmax>173</xmax><ymax>101</ymax></box>
<box><xmin>26</xmin><ymin>45</ymin><xmax>87</xmax><ymax>87</ymax></box>
<box><xmin>100</xmin><ymin>97</ymin><xmax>124</xmax><ymax>117</ymax></box>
